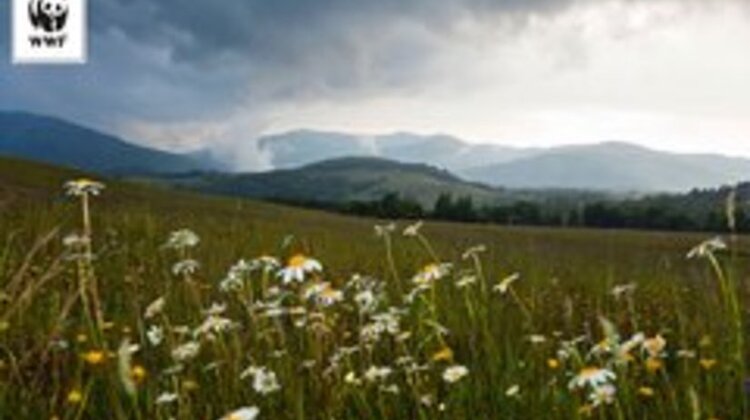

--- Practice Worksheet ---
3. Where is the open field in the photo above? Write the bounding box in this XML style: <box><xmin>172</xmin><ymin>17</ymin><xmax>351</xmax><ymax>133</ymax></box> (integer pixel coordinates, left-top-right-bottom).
<box><xmin>1</xmin><ymin>157</ymin><xmax>748</xmax><ymax>419</ymax></box>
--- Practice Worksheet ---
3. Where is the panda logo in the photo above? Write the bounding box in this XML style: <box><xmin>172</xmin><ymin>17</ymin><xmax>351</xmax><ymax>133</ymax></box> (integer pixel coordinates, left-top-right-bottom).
<box><xmin>28</xmin><ymin>0</ymin><xmax>69</xmax><ymax>33</ymax></box>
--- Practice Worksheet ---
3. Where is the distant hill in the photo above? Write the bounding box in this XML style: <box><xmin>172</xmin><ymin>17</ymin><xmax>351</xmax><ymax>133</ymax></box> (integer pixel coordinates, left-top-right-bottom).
<box><xmin>462</xmin><ymin>142</ymin><xmax>750</xmax><ymax>192</ymax></box>
<box><xmin>154</xmin><ymin>156</ymin><xmax>615</xmax><ymax>209</ymax></box>
<box><xmin>256</xmin><ymin>131</ymin><xmax>750</xmax><ymax>192</ymax></box>
<box><xmin>161</xmin><ymin>157</ymin><xmax>503</xmax><ymax>206</ymax></box>
<box><xmin>0</xmin><ymin>112</ymin><xmax>218</xmax><ymax>175</ymax></box>
<box><xmin>257</xmin><ymin>130</ymin><xmax>536</xmax><ymax>172</ymax></box>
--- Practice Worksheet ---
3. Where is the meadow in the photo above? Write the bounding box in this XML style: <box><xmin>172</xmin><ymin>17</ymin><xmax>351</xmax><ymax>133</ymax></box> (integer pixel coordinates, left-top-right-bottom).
<box><xmin>0</xmin><ymin>157</ymin><xmax>748</xmax><ymax>419</ymax></box>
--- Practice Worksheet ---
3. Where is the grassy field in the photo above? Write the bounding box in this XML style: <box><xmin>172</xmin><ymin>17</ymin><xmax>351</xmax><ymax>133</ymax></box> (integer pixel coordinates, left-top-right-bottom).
<box><xmin>1</xmin><ymin>156</ymin><xmax>748</xmax><ymax>419</ymax></box>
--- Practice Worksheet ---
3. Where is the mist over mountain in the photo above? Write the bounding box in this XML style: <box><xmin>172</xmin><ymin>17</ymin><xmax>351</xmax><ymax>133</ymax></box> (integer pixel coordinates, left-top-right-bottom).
<box><xmin>258</xmin><ymin>130</ymin><xmax>537</xmax><ymax>172</ymax></box>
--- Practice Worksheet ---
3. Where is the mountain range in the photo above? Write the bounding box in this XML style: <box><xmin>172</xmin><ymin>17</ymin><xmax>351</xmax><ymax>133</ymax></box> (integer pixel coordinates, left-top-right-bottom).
<box><xmin>1</xmin><ymin>111</ymin><xmax>750</xmax><ymax>195</ymax></box>
<box><xmin>0</xmin><ymin>112</ymin><xmax>216</xmax><ymax>175</ymax></box>
<box><xmin>258</xmin><ymin>130</ymin><xmax>750</xmax><ymax>192</ymax></box>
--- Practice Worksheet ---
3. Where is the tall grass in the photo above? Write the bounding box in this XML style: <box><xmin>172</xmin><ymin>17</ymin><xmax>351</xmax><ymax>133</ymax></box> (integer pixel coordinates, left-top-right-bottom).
<box><xmin>0</xmin><ymin>179</ymin><xmax>748</xmax><ymax>419</ymax></box>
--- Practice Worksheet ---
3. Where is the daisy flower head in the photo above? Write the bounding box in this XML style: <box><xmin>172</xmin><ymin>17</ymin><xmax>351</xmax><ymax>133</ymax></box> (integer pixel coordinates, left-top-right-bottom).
<box><xmin>193</xmin><ymin>315</ymin><xmax>234</xmax><ymax>338</ymax></box>
<box><xmin>172</xmin><ymin>259</ymin><xmax>200</xmax><ymax>277</ymax></box>
<box><xmin>62</xmin><ymin>233</ymin><xmax>90</xmax><ymax>249</ymax></box>
<box><xmin>610</xmin><ymin>283</ymin><xmax>637</xmax><ymax>300</ymax></box>
<box><xmin>219</xmin><ymin>406</ymin><xmax>260</xmax><ymax>420</ymax></box>
<box><xmin>252</xmin><ymin>255</ymin><xmax>281</xmax><ymax>273</ymax></box>
<box><xmin>442</xmin><ymin>365</ymin><xmax>469</xmax><ymax>384</ymax></box>
<box><xmin>354</xmin><ymin>289</ymin><xmax>379</xmax><ymax>314</ymax></box>
<box><xmin>588</xmin><ymin>383</ymin><xmax>617</xmax><ymax>407</ymax></box>
<box><xmin>374</xmin><ymin>223</ymin><xmax>396</xmax><ymax>237</ymax></box>
<box><xmin>278</xmin><ymin>254</ymin><xmax>322</xmax><ymax>284</ymax></box>
<box><xmin>505</xmin><ymin>384</ymin><xmax>521</xmax><ymax>397</ymax></box>
<box><xmin>412</xmin><ymin>263</ymin><xmax>451</xmax><ymax>286</ymax></box>
<box><xmin>147</xmin><ymin>325</ymin><xmax>164</xmax><ymax>346</ymax></box>
<box><xmin>461</xmin><ymin>244</ymin><xmax>487</xmax><ymax>260</ymax></box>
<box><xmin>687</xmin><ymin>237</ymin><xmax>727</xmax><ymax>259</ymax></box>
<box><xmin>164</xmin><ymin>229</ymin><xmax>200</xmax><ymax>250</ymax></box>
<box><xmin>455</xmin><ymin>274</ymin><xmax>477</xmax><ymax>289</ymax></box>
<box><xmin>252</xmin><ymin>367</ymin><xmax>281</xmax><ymax>395</ymax></box>
<box><xmin>493</xmin><ymin>273</ymin><xmax>521</xmax><ymax>294</ymax></box>
<box><xmin>568</xmin><ymin>367</ymin><xmax>616</xmax><ymax>390</ymax></box>
<box><xmin>171</xmin><ymin>341</ymin><xmax>201</xmax><ymax>362</ymax></box>
<box><xmin>403</xmin><ymin>220</ymin><xmax>424</xmax><ymax>237</ymax></box>
<box><xmin>364</xmin><ymin>365</ymin><xmax>393</xmax><ymax>382</ymax></box>
<box><xmin>155</xmin><ymin>392</ymin><xmax>179</xmax><ymax>405</ymax></box>
<box><xmin>242</xmin><ymin>366</ymin><xmax>281</xmax><ymax>395</ymax></box>
<box><xmin>144</xmin><ymin>296</ymin><xmax>165</xmax><ymax>319</ymax></box>
<box><xmin>316</xmin><ymin>284</ymin><xmax>344</xmax><ymax>307</ymax></box>
<box><xmin>642</xmin><ymin>334</ymin><xmax>666</xmax><ymax>359</ymax></box>
<box><xmin>64</xmin><ymin>178</ymin><xmax>105</xmax><ymax>197</ymax></box>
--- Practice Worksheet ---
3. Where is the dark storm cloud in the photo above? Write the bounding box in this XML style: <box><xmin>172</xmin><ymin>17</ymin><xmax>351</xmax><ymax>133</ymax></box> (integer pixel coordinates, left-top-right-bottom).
<box><xmin>93</xmin><ymin>0</ymin><xmax>574</xmax><ymax>64</ymax></box>
<box><xmin>1</xmin><ymin>0</ymin><xmax>581</xmax><ymax>128</ymax></box>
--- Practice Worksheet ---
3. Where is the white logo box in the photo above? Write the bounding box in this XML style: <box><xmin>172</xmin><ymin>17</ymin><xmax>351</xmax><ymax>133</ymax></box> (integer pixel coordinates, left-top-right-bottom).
<box><xmin>12</xmin><ymin>0</ymin><xmax>87</xmax><ymax>64</ymax></box>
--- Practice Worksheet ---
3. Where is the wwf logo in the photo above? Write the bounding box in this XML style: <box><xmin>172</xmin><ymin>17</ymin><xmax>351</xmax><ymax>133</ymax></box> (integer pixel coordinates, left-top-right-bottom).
<box><xmin>28</xmin><ymin>0</ymin><xmax>69</xmax><ymax>33</ymax></box>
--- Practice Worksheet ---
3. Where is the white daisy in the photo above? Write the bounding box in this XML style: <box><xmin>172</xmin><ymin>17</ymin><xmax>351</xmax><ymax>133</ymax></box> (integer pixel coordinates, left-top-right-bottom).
<box><xmin>64</xmin><ymin>179</ymin><xmax>105</xmax><ymax>197</ymax></box>
<box><xmin>374</xmin><ymin>223</ymin><xmax>396</xmax><ymax>237</ymax></box>
<box><xmin>568</xmin><ymin>367</ymin><xmax>616</xmax><ymax>390</ymax></box>
<box><xmin>588</xmin><ymin>383</ymin><xmax>617</xmax><ymax>407</ymax></box>
<box><xmin>278</xmin><ymin>254</ymin><xmax>322</xmax><ymax>284</ymax></box>
<box><xmin>171</xmin><ymin>341</ymin><xmax>201</xmax><ymax>362</ymax></box>
<box><xmin>155</xmin><ymin>392</ymin><xmax>179</xmax><ymax>405</ymax></box>
<box><xmin>687</xmin><ymin>237</ymin><xmax>727</xmax><ymax>259</ymax></box>
<box><xmin>493</xmin><ymin>273</ymin><xmax>521</xmax><ymax>294</ymax></box>
<box><xmin>412</xmin><ymin>263</ymin><xmax>451</xmax><ymax>286</ymax></box>
<box><xmin>218</xmin><ymin>406</ymin><xmax>259</xmax><ymax>420</ymax></box>
<box><xmin>172</xmin><ymin>259</ymin><xmax>200</xmax><ymax>277</ymax></box>
<box><xmin>403</xmin><ymin>221</ymin><xmax>424</xmax><ymax>237</ymax></box>
<box><xmin>251</xmin><ymin>367</ymin><xmax>281</xmax><ymax>395</ymax></box>
<box><xmin>442</xmin><ymin>365</ymin><xmax>469</xmax><ymax>383</ymax></box>
<box><xmin>164</xmin><ymin>229</ymin><xmax>200</xmax><ymax>250</ymax></box>
<box><xmin>364</xmin><ymin>365</ymin><xmax>393</xmax><ymax>382</ymax></box>
<box><xmin>144</xmin><ymin>296</ymin><xmax>166</xmax><ymax>319</ymax></box>
<box><xmin>146</xmin><ymin>325</ymin><xmax>164</xmax><ymax>346</ymax></box>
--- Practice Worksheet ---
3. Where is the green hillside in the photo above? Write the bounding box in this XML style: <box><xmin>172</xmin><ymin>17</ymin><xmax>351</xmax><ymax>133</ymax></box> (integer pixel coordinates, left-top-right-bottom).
<box><xmin>0</xmin><ymin>112</ymin><xmax>215</xmax><ymax>175</ymax></box>
<box><xmin>159</xmin><ymin>157</ymin><xmax>501</xmax><ymax>206</ymax></box>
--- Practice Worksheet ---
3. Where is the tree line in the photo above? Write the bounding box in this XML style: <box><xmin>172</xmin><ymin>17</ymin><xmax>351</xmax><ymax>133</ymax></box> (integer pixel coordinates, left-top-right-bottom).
<box><xmin>337</xmin><ymin>191</ymin><xmax>747</xmax><ymax>233</ymax></box>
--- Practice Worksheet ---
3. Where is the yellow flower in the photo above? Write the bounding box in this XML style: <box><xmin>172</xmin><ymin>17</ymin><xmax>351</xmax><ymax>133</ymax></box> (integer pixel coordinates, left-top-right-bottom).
<box><xmin>547</xmin><ymin>358</ymin><xmax>560</xmax><ymax>370</ymax></box>
<box><xmin>645</xmin><ymin>358</ymin><xmax>663</xmax><ymax>374</ymax></box>
<box><xmin>131</xmin><ymin>365</ymin><xmax>147</xmax><ymax>383</ymax></box>
<box><xmin>67</xmin><ymin>389</ymin><xmax>83</xmax><ymax>404</ymax></box>
<box><xmin>288</xmin><ymin>254</ymin><xmax>307</xmax><ymax>268</ymax></box>
<box><xmin>638</xmin><ymin>387</ymin><xmax>655</xmax><ymax>398</ymax></box>
<box><xmin>432</xmin><ymin>346</ymin><xmax>454</xmax><ymax>363</ymax></box>
<box><xmin>642</xmin><ymin>335</ymin><xmax>666</xmax><ymax>358</ymax></box>
<box><xmin>700</xmin><ymin>358</ymin><xmax>718</xmax><ymax>371</ymax></box>
<box><xmin>82</xmin><ymin>350</ymin><xmax>106</xmax><ymax>365</ymax></box>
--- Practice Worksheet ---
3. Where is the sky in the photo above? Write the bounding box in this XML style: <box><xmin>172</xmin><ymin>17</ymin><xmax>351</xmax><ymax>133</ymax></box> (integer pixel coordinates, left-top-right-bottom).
<box><xmin>2</xmin><ymin>0</ymin><xmax>750</xmax><ymax>168</ymax></box>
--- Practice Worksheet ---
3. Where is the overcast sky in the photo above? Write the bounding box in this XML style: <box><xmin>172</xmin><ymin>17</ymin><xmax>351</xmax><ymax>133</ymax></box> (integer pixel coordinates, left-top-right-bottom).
<box><xmin>2</xmin><ymin>0</ymin><xmax>750</xmax><ymax>163</ymax></box>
